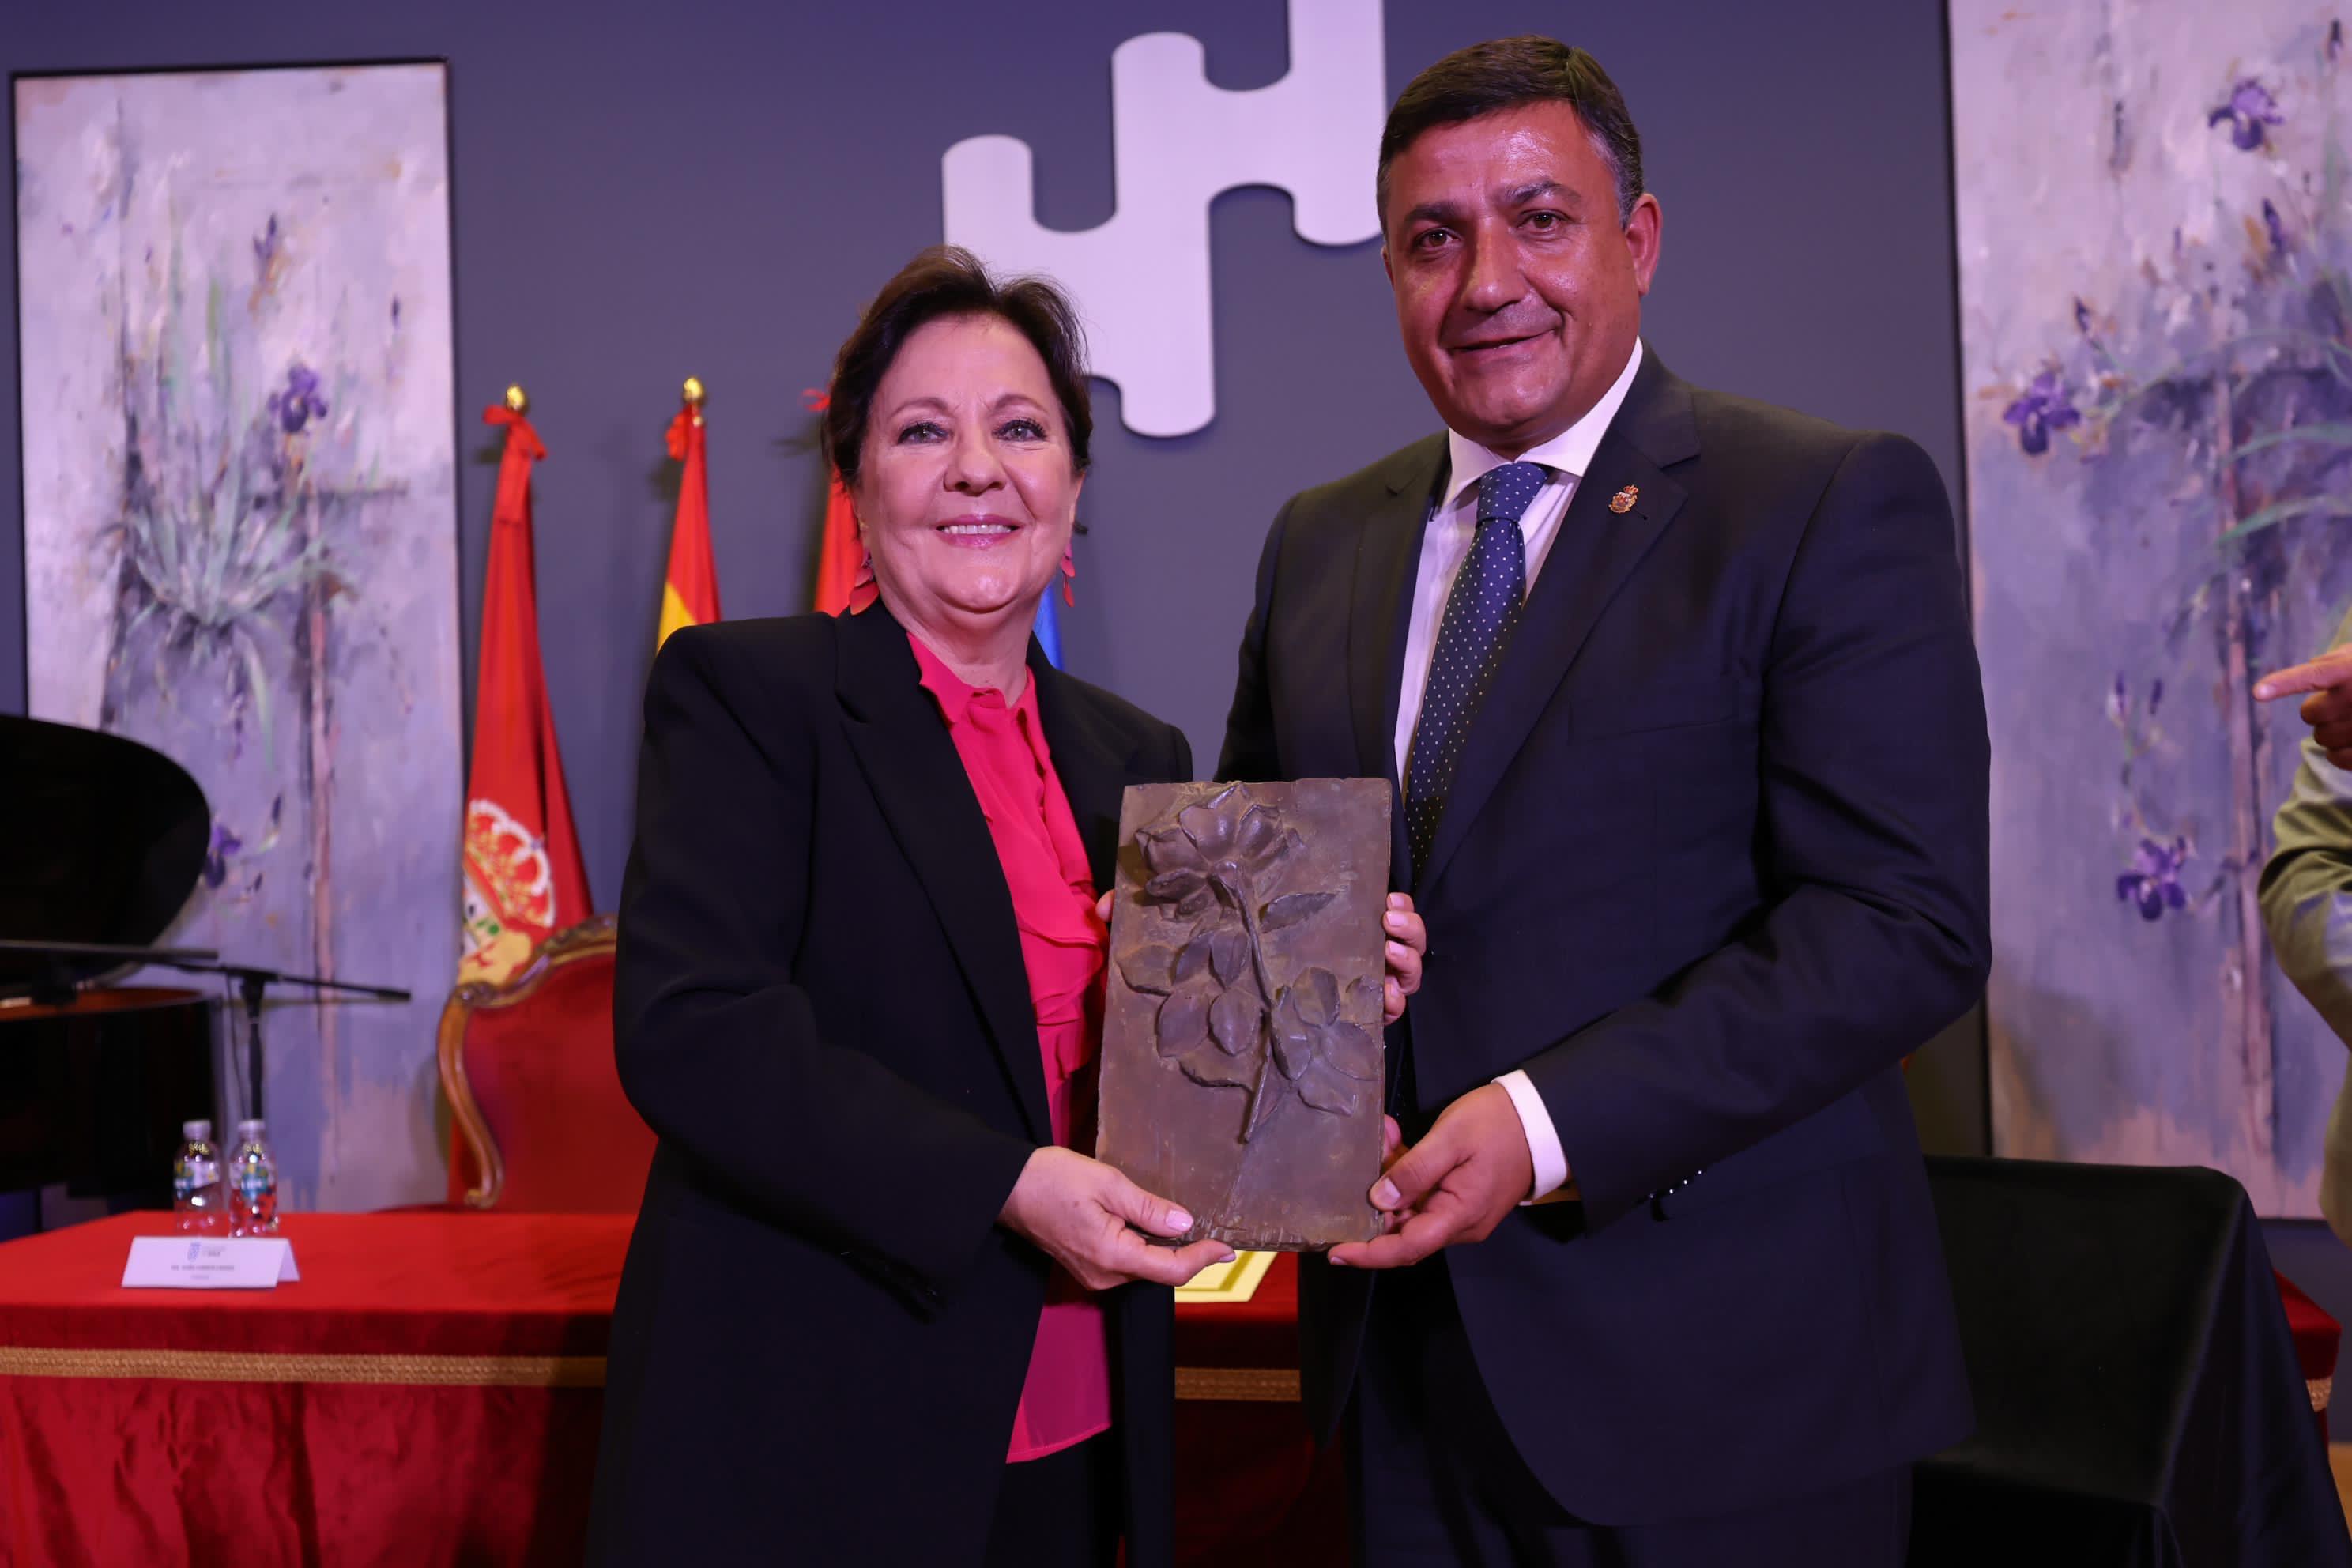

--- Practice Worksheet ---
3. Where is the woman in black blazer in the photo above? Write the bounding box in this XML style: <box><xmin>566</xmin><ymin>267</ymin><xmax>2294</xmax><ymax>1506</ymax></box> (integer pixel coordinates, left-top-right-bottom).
<box><xmin>586</xmin><ymin>247</ymin><xmax>1423</xmax><ymax>1566</ymax></box>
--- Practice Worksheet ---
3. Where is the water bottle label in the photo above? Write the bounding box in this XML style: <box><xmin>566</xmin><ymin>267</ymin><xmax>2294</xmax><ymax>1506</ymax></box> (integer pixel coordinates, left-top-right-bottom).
<box><xmin>237</xmin><ymin>1168</ymin><xmax>272</xmax><ymax>1204</ymax></box>
<box><xmin>172</xmin><ymin>1172</ymin><xmax>194</xmax><ymax>1202</ymax></box>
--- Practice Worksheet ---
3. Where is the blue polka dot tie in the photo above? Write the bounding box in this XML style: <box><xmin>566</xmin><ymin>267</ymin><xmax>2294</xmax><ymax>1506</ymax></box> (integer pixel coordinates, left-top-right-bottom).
<box><xmin>1404</xmin><ymin>461</ymin><xmax>1547</xmax><ymax>878</ymax></box>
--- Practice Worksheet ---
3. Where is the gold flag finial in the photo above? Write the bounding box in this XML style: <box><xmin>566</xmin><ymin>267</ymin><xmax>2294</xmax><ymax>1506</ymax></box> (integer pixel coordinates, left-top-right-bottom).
<box><xmin>504</xmin><ymin>384</ymin><xmax>529</xmax><ymax>414</ymax></box>
<box><xmin>682</xmin><ymin>376</ymin><xmax>706</xmax><ymax>405</ymax></box>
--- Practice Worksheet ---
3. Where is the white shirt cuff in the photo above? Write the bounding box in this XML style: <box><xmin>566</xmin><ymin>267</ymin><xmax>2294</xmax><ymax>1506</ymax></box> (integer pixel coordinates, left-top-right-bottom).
<box><xmin>1494</xmin><ymin>1069</ymin><xmax>1570</xmax><ymax>1200</ymax></box>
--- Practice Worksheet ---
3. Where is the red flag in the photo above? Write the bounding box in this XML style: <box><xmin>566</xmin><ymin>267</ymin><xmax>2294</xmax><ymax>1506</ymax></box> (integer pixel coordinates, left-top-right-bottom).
<box><xmin>461</xmin><ymin>401</ymin><xmax>593</xmax><ymax>985</ymax></box>
<box><xmin>657</xmin><ymin>384</ymin><xmax>722</xmax><ymax>649</ymax></box>
<box><xmin>806</xmin><ymin>390</ymin><xmax>874</xmax><ymax>616</ymax></box>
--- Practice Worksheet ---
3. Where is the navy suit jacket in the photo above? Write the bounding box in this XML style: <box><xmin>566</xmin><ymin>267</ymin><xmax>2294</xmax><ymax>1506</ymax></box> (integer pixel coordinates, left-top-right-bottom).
<box><xmin>1217</xmin><ymin>347</ymin><xmax>1986</xmax><ymax>1525</ymax></box>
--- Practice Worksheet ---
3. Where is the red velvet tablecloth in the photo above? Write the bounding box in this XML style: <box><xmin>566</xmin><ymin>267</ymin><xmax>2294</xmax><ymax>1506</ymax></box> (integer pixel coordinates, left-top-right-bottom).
<box><xmin>0</xmin><ymin>1212</ymin><xmax>1337</xmax><ymax>1566</ymax></box>
<box><xmin>1173</xmin><ymin>1252</ymin><xmax>1346</xmax><ymax>1566</ymax></box>
<box><xmin>0</xmin><ymin>1211</ymin><xmax>630</xmax><ymax>1568</ymax></box>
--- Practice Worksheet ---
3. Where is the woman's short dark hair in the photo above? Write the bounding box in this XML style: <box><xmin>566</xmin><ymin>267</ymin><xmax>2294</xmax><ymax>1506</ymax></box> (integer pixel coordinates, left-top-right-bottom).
<box><xmin>823</xmin><ymin>246</ymin><xmax>1093</xmax><ymax>488</ymax></box>
<box><xmin>1376</xmin><ymin>37</ymin><xmax>1643</xmax><ymax>232</ymax></box>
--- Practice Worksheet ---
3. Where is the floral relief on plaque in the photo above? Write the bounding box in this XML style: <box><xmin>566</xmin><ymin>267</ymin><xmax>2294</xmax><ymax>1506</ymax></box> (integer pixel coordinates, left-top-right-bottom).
<box><xmin>1095</xmin><ymin>779</ymin><xmax>1391</xmax><ymax>1251</ymax></box>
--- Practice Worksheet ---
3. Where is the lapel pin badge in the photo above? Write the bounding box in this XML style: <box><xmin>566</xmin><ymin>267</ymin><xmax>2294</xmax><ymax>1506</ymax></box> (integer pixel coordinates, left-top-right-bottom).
<box><xmin>1609</xmin><ymin>485</ymin><xmax>1639</xmax><ymax>514</ymax></box>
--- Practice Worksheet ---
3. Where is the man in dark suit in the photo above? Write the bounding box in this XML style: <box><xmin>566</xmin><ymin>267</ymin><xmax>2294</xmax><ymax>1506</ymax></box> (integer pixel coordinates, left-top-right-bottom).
<box><xmin>1217</xmin><ymin>37</ymin><xmax>1988</xmax><ymax>1566</ymax></box>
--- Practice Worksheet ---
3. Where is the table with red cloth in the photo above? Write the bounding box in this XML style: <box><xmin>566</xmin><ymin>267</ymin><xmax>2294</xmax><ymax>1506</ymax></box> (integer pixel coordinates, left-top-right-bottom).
<box><xmin>9</xmin><ymin>1204</ymin><xmax>2327</xmax><ymax>1566</ymax></box>
<box><xmin>1173</xmin><ymin>1251</ymin><xmax>1347</xmax><ymax>1566</ymax></box>
<box><xmin>0</xmin><ymin>1210</ymin><xmax>1341</xmax><ymax>1567</ymax></box>
<box><xmin>0</xmin><ymin>1211</ymin><xmax>628</xmax><ymax>1568</ymax></box>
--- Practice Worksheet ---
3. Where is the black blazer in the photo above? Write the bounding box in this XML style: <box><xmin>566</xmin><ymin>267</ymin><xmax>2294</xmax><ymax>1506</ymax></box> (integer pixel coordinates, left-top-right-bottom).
<box><xmin>1219</xmin><ymin>347</ymin><xmax>1988</xmax><ymax>1525</ymax></box>
<box><xmin>587</xmin><ymin>604</ymin><xmax>1192</xmax><ymax>1566</ymax></box>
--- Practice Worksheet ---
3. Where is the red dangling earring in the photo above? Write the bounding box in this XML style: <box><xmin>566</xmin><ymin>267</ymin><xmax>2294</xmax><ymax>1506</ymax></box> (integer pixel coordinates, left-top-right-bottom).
<box><xmin>1059</xmin><ymin>547</ymin><xmax>1076</xmax><ymax>608</ymax></box>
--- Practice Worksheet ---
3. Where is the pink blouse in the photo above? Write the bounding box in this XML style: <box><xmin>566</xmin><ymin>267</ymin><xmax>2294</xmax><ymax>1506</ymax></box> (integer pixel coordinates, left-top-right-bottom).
<box><xmin>910</xmin><ymin>635</ymin><xmax>1113</xmax><ymax>1464</ymax></box>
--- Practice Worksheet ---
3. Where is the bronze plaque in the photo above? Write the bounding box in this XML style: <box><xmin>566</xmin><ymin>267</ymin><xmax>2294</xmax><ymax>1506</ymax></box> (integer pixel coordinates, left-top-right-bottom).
<box><xmin>1095</xmin><ymin>779</ymin><xmax>1391</xmax><ymax>1251</ymax></box>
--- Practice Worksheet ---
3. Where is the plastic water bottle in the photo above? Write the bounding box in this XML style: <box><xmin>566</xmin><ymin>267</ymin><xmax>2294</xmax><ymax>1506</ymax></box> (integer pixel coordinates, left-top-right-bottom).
<box><xmin>172</xmin><ymin>1120</ymin><xmax>225</xmax><ymax>1234</ymax></box>
<box><xmin>228</xmin><ymin>1119</ymin><xmax>279</xmax><ymax>1237</ymax></box>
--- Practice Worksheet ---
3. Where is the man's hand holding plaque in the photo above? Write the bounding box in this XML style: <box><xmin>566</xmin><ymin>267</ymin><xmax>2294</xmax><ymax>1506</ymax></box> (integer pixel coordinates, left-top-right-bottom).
<box><xmin>1332</xmin><ymin>1086</ymin><xmax>1537</xmax><ymax>1268</ymax></box>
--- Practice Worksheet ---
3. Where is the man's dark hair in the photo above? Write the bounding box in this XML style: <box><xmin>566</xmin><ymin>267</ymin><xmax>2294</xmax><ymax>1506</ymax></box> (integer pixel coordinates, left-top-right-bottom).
<box><xmin>824</xmin><ymin>245</ymin><xmax>1092</xmax><ymax>488</ymax></box>
<box><xmin>1376</xmin><ymin>36</ymin><xmax>1644</xmax><ymax>232</ymax></box>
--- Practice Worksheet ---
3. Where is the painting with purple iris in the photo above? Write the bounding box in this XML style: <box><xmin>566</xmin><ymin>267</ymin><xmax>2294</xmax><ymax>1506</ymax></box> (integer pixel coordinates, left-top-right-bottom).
<box><xmin>14</xmin><ymin>66</ymin><xmax>459</xmax><ymax>1211</ymax></box>
<box><xmin>2117</xmin><ymin>837</ymin><xmax>2192</xmax><ymax>919</ymax></box>
<box><xmin>2002</xmin><ymin>368</ymin><xmax>2083</xmax><ymax>455</ymax></box>
<box><xmin>1957</xmin><ymin>6</ymin><xmax>2352</xmax><ymax>1214</ymax></box>
<box><xmin>2211</xmin><ymin>77</ymin><xmax>2289</xmax><ymax>150</ymax></box>
<box><xmin>266</xmin><ymin>364</ymin><xmax>329</xmax><ymax>435</ymax></box>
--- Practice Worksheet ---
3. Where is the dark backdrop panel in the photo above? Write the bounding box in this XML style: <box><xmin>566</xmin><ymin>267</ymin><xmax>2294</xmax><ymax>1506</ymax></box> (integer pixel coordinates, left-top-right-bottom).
<box><xmin>2</xmin><ymin>1</ymin><xmax>1979</xmax><ymax>1144</ymax></box>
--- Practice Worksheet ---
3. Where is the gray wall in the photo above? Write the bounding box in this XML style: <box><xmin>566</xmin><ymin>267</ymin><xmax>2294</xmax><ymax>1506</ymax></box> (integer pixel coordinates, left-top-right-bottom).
<box><xmin>4</xmin><ymin>6</ymin><xmax>1981</xmax><ymax>1144</ymax></box>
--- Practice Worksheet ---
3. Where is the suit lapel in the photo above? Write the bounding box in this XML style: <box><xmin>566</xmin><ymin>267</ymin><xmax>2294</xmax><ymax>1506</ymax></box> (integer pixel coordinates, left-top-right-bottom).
<box><xmin>1416</xmin><ymin>351</ymin><xmax>1700</xmax><ymax>898</ymax></box>
<box><xmin>1028</xmin><ymin>646</ymin><xmax>1140</xmax><ymax>897</ymax></box>
<box><xmin>834</xmin><ymin>605</ymin><xmax>1051</xmax><ymax>1144</ymax></box>
<box><xmin>1350</xmin><ymin>435</ymin><xmax>1447</xmax><ymax>888</ymax></box>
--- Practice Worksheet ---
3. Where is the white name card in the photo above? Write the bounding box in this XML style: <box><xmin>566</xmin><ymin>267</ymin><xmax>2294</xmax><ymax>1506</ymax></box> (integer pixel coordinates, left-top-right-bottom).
<box><xmin>122</xmin><ymin>1234</ymin><xmax>301</xmax><ymax>1290</ymax></box>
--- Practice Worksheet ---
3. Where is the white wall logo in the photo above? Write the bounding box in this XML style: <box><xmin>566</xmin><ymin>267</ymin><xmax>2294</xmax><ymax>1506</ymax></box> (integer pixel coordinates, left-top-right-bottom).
<box><xmin>942</xmin><ymin>1</ymin><xmax>1385</xmax><ymax>438</ymax></box>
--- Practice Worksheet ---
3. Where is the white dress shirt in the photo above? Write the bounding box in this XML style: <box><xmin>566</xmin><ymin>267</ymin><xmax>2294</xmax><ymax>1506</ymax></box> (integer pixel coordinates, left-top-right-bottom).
<box><xmin>1395</xmin><ymin>339</ymin><xmax>1645</xmax><ymax>1200</ymax></box>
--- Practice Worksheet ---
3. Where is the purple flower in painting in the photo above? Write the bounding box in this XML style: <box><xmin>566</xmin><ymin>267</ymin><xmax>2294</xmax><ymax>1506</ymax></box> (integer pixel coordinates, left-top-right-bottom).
<box><xmin>202</xmin><ymin>819</ymin><xmax>243</xmax><ymax>890</ymax></box>
<box><xmin>2209</xmin><ymin>78</ymin><xmax>2285</xmax><ymax>151</ymax></box>
<box><xmin>2108</xmin><ymin>673</ymin><xmax>2162</xmax><ymax>725</ymax></box>
<box><xmin>2003</xmin><ymin>369</ymin><xmax>2082</xmax><ymax>456</ymax></box>
<box><xmin>266</xmin><ymin>362</ymin><xmax>328</xmax><ymax>435</ymax></box>
<box><xmin>2263</xmin><ymin>198</ymin><xmax>2290</xmax><ymax>254</ymax></box>
<box><xmin>2116</xmin><ymin>836</ymin><xmax>2190</xmax><ymax>921</ymax></box>
<box><xmin>2332</xmin><ymin>21</ymin><xmax>2344</xmax><ymax>65</ymax></box>
<box><xmin>2073</xmin><ymin>297</ymin><xmax>2094</xmax><ymax>334</ymax></box>
<box><xmin>253</xmin><ymin>214</ymin><xmax>282</xmax><ymax>276</ymax></box>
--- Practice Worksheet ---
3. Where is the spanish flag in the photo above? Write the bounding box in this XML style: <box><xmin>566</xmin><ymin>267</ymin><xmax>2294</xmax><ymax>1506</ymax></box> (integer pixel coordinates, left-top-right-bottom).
<box><xmin>657</xmin><ymin>379</ymin><xmax>722</xmax><ymax>650</ymax></box>
<box><xmin>462</xmin><ymin>392</ymin><xmax>594</xmax><ymax>986</ymax></box>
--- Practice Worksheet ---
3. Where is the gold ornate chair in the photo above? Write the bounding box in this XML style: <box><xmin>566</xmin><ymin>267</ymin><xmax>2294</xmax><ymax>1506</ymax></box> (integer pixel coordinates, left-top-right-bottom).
<box><xmin>435</xmin><ymin>914</ymin><xmax>656</xmax><ymax>1211</ymax></box>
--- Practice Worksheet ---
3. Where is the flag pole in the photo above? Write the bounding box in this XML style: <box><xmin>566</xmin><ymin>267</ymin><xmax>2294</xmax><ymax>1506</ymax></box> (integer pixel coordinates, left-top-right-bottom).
<box><xmin>657</xmin><ymin>376</ymin><xmax>722</xmax><ymax>651</ymax></box>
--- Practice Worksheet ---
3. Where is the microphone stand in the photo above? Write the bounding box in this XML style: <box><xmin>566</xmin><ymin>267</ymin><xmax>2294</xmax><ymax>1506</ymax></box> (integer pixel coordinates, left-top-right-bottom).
<box><xmin>153</xmin><ymin>961</ymin><xmax>413</xmax><ymax>1124</ymax></box>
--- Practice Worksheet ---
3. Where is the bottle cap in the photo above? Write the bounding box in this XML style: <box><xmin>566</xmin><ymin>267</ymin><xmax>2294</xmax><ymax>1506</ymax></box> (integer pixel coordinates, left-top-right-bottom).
<box><xmin>183</xmin><ymin>1119</ymin><xmax>211</xmax><ymax>1141</ymax></box>
<box><xmin>236</xmin><ymin>1119</ymin><xmax>266</xmax><ymax>1142</ymax></box>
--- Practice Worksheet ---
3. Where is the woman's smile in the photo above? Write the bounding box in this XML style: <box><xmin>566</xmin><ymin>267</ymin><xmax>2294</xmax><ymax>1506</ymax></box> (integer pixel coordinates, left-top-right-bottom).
<box><xmin>936</xmin><ymin>513</ymin><xmax>1023</xmax><ymax>545</ymax></box>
